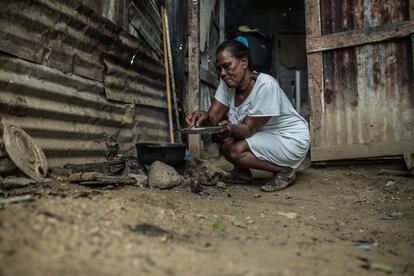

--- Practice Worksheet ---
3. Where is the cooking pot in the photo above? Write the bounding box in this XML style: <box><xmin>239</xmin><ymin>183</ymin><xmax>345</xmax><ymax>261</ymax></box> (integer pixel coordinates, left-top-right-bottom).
<box><xmin>136</xmin><ymin>143</ymin><xmax>186</xmax><ymax>167</ymax></box>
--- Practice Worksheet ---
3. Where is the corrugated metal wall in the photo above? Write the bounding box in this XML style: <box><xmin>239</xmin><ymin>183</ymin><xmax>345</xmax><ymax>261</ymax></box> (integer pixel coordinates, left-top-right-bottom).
<box><xmin>200</xmin><ymin>0</ymin><xmax>219</xmax><ymax>111</ymax></box>
<box><xmin>309</xmin><ymin>0</ymin><xmax>414</xmax><ymax>161</ymax></box>
<box><xmin>0</xmin><ymin>0</ymin><xmax>169</xmax><ymax>167</ymax></box>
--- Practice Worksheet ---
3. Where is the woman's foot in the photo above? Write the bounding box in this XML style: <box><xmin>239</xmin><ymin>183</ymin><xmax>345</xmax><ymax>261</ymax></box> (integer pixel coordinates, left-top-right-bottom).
<box><xmin>222</xmin><ymin>167</ymin><xmax>253</xmax><ymax>184</ymax></box>
<box><xmin>260</xmin><ymin>169</ymin><xmax>296</xmax><ymax>192</ymax></box>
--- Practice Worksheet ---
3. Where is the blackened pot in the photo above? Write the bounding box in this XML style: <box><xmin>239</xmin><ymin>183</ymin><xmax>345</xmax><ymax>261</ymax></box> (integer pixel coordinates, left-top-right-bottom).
<box><xmin>136</xmin><ymin>143</ymin><xmax>186</xmax><ymax>167</ymax></box>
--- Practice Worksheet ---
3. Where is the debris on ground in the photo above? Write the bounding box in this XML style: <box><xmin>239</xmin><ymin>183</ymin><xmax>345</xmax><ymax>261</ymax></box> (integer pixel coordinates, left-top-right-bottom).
<box><xmin>216</xmin><ymin>181</ymin><xmax>227</xmax><ymax>189</ymax></box>
<box><xmin>67</xmin><ymin>171</ymin><xmax>138</xmax><ymax>187</ymax></box>
<box><xmin>230</xmin><ymin>216</ymin><xmax>247</xmax><ymax>228</ymax></box>
<box><xmin>190</xmin><ymin>179</ymin><xmax>203</xmax><ymax>194</ymax></box>
<box><xmin>353</xmin><ymin>240</ymin><xmax>373</xmax><ymax>251</ymax></box>
<box><xmin>189</xmin><ymin>159</ymin><xmax>228</xmax><ymax>186</ymax></box>
<box><xmin>148</xmin><ymin>161</ymin><xmax>184</xmax><ymax>189</ymax></box>
<box><xmin>127</xmin><ymin>173</ymin><xmax>148</xmax><ymax>187</ymax></box>
<box><xmin>69</xmin><ymin>172</ymin><xmax>103</xmax><ymax>183</ymax></box>
<box><xmin>277</xmin><ymin>211</ymin><xmax>298</xmax><ymax>219</ymax></box>
<box><xmin>63</xmin><ymin>159</ymin><xmax>127</xmax><ymax>175</ymax></box>
<box><xmin>358</xmin><ymin>257</ymin><xmax>394</xmax><ymax>274</ymax></box>
<box><xmin>212</xmin><ymin>221</ymin><xmax>225</xmax><ymax>231</ymax></box>
<box><xmin>246</xmin><ymin>216</ymin><xmax>255</xmax><ymax>224</ymax></box>
<box><xmin>385</xmin><ymin>180</ymin><xmax>396</xmax><ymax>187</ymax></box>
<box><xmin>1</xmin><ymin>176</ymin><xmax>36</xmax><ymax>189</ymax></box>
<box><xmin>381</xmin><ymin>212</ymin><xmax>404</xmax><ymax>220</ymax></box>
<box><xmin>378</xmin><ymin>169</ymin><xmax>413</xmax><ymax>177</ymax></box>
<box><xmin>2</xmin><ymin>121</ymin><xmax>48</xmax><ymax>182</ymax></box>
<box><xmin>129</xmin><ymin>223</ymin><xmax>172</xmax><ymax>238</ymax></box>
<box><xmin>76</xmin><ymin>178</ymin><xmax>137</xmax><ymax>186</ymax></box>
<box><xmin>0</xmin><ymin>194</ymin><xmax>34</xmax><ymax>206</ymax></box>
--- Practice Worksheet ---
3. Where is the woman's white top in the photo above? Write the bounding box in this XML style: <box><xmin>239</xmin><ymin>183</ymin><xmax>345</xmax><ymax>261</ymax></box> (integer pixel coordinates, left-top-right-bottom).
<box><xmin>214</xmin><ymin>73</ymin><xmax>310</xmax><ymax>168</ymax></box>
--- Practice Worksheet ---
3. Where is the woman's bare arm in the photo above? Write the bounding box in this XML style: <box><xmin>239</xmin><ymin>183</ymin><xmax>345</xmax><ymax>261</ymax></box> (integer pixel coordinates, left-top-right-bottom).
<box><xmin>207</xmin><ymin>99</ymin><xmax>229</xmax><ymax>125</ymax></box>
<box><xmin>229</xmin><ymin>116</ymin><xmax>270</xmax><ymax>139</ymax></box>
<box><xmin>185</xmin><ymin>99</ymin><xmax>228</xmax><ymax>127</ymax></box>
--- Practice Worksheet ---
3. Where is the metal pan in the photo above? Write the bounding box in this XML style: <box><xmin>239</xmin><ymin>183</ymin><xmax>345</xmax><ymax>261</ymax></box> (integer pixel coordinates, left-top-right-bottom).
<box><xmin>179</xmin><ymin>126</ymin><xmax>227</xmax><ymax>134</ymax></box>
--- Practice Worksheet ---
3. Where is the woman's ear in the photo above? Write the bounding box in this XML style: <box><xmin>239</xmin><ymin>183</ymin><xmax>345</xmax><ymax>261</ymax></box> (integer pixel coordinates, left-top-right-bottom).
<box><xmin>241</xmin><ymin>57</ymin><xmax>248</xmax><ymax>69</ymax></box>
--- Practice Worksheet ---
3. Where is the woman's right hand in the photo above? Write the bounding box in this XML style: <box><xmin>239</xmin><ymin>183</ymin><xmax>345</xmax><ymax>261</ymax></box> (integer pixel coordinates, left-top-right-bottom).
<box><xmin>185</xmin><ymin>111</ymin><xmax>209</xmax><ymax>127</ymax></box>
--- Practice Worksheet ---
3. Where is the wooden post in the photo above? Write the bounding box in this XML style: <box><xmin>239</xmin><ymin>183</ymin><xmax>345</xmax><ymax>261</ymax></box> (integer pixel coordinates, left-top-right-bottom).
<box><xmin>305</xmin><ymin>0</ymin><xmax>325</xmax><ymax>161</ymax></box>
<box><xmin>187</xmin><ymin>0</ymin><xmax>201</xmax><ymax>159</ymax></box>
<box><xmin>410</xmin><ymin>0</ymin><xmax>414</xmax><ymax>74</ymax></box>
<box><xmin>219</xmin><ymin>0</ymin><xmax>225</xmax><ymax>43</ymax></box>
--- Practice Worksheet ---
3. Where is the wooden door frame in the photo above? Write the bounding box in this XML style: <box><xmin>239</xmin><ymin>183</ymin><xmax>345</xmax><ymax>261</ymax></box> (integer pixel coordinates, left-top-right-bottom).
<box><xmin>187</xmin><ymin>0</ymin><xmax>201</xmax><ymax>158</ymax></box>
<box><xmin>305</xmin><ymin>0</ymin><xmax>414</xmax><ymax>162</ymax></box>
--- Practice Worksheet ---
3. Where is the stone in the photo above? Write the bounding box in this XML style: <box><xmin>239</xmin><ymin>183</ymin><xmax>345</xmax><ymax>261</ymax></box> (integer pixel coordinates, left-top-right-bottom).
<box><xmin>277</xmin><ymin>211</ymin><xmax>298</xmax><ymax>219</ymax></box>
<box><xmin>385</xmin><ymin>180</ymin><xmax>396</xmax><ymax>187</ymax></box>
<box><xmin>148</xmin><ymin>161</ymin><xmax>184</xmax><ymax>189</ymax></box>
<box><xmin>216</xmin><ymin>181</ymin><xmax>227</xmax><ymax>189</ymax></box>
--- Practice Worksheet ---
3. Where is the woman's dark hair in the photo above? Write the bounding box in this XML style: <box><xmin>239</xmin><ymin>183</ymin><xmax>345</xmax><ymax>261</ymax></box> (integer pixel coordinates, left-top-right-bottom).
<box><xmin>216</xmin><ymin>40</ymin><xmax>252</xmax><ymax>70</ymax></box>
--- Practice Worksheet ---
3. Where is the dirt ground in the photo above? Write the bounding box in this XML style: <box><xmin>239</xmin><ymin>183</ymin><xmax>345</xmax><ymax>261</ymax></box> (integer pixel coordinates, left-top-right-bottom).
<box><xmin>0</xmin><ymin>159</ymin><xmax>413</xmax><ymax>276</ymax></box>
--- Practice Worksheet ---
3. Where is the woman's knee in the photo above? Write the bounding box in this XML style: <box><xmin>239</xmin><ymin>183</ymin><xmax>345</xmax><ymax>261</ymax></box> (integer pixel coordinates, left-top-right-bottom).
<box><xmin>228</xmin><ymin>141</ymin><xmax>248</xmax><ymax>162</ymax></box>
<box><xmin>221</xmin><ymin>139</ymin><xmax>250</xmax><ymax>164</ymax></box>
<box><xmin>220</xmin><ymin>138</ymin><xmax>234</xmax><ymax>158</ymax></box>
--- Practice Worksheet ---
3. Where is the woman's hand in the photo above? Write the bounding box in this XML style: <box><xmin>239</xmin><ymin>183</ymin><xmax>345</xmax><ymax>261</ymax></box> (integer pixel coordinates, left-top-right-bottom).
<box><xmin>185</xmin><ymin>111</ymin><xmax>209</xmax><ymax>127</ymax></box>
<box><xmin>212</xmin><ymin>120</ymin><xmax>231</xmax><ymax>143</ymax></box>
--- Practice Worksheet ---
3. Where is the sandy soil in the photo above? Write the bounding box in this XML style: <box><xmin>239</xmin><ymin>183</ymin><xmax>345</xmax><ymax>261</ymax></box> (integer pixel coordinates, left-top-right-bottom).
<box><xmin>0</xmin><ymin>161</ymin><xmax>413</xmax><ymax>276</ymax></box>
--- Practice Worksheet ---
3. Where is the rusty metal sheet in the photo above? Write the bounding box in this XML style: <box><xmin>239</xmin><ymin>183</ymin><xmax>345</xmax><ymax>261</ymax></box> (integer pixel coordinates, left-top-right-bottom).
<box><xmin>0</xmin><ymin>0</ymin><xmax>170</xmax><ymax>167</ymax></box>
<box><xmin>104</xmin><ymin>54</ymin><xmax>167</xmax><ymax>108</ymax></box>
<box><xmin>0</xmin><ymin>0</ymin><xmax>164</xmax><ymax>96</ymax></box>
<box><xmin>133</xmin><ymin>106</ymin><xmax>169</xmax><ymax>144</ymax></box>
<box><xmin>129</xmin><ymin>0</ymin><xmax>163</xmax><ymax>58</ymax></box>
<box><xmin>0</xmin><ymin>54</ymin><xmax>167</xmax><ymax>167</ymax></box>
<box><xmin>309</xmin><ymin>0</ymin><xmax>414</xmax><ymax>161</ymax></box>
<box><xmin>79</xmin><ymin>0</ymin><xmax>129</xmax><ymax>30</ymax></box>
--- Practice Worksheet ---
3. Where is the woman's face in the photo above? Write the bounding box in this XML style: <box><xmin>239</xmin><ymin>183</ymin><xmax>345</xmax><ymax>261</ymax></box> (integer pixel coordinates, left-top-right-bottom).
<box><xmin>215</xmin><ymin>50</ymin><xmax>248</xmax><ymax>88</ymax></box>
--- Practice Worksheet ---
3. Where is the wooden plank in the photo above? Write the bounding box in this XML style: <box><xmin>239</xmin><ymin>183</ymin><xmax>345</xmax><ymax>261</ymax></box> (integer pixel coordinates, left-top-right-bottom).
<box><xmin>187</xmin><ymin>0</ymin><xmax>201</xmax><ymax>159</ymax></box>
<box><xmin>200</xmin><ymin>68</ymin><xmax>219</xmax><ymax>88</ymax></box>
<box><xmin>307</xmin><ymin>20</ymin><xmax>414</xmax><ymax>53</ymax></box>
<box><xmin>305</xmin><ymin>0</ymin><xmax>325</xmax><ymax>160</ymax></box>
<box><xmin>311</xmin><ymin>140</ymin><xmax>414</xmax><ymax>161</ymax></box>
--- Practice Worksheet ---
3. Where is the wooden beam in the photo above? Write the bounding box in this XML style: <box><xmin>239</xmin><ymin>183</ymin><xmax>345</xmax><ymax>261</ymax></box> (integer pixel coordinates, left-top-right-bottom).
<box><xmin>311</xmin><ymin>140</ymin><xmax>414</xmax><ymax>162</ymax></box>
<box><xmin>187</xmin><ymin>0</ymin><xmax>201</xmax><ymax>159</ymax></box>
<box><xmin>200</xmin><ymin>68</ymin><xmax>219</xmax><ymax>88</ymax></box>
<box><xmin>305</xmin><ymin>0</ymin><xmax>325</xmax><ymax>161</ymax></box>
<box><xmin>307</xmin><ymin>20</ymin><xmax>414</xmax><ymax>53</ymax></box>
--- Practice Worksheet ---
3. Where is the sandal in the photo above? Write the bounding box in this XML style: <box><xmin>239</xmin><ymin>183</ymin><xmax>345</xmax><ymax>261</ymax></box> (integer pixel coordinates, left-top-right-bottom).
<box><xmin>260</xmin><ymin>172</ymin><xmax>296</xmax><ymax>192</ymax></box>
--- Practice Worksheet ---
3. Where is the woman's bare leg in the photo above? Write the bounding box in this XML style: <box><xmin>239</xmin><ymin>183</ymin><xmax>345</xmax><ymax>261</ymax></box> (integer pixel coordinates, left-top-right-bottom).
<box><xmin>221</xmin><ymin>138</ymin><xmax>252</xmax><ymax>180</ymax></box>
<box><xmin>221</xmin><ymin>138</ymin><xmax>293</xmax><ymax>177</ymax></box>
